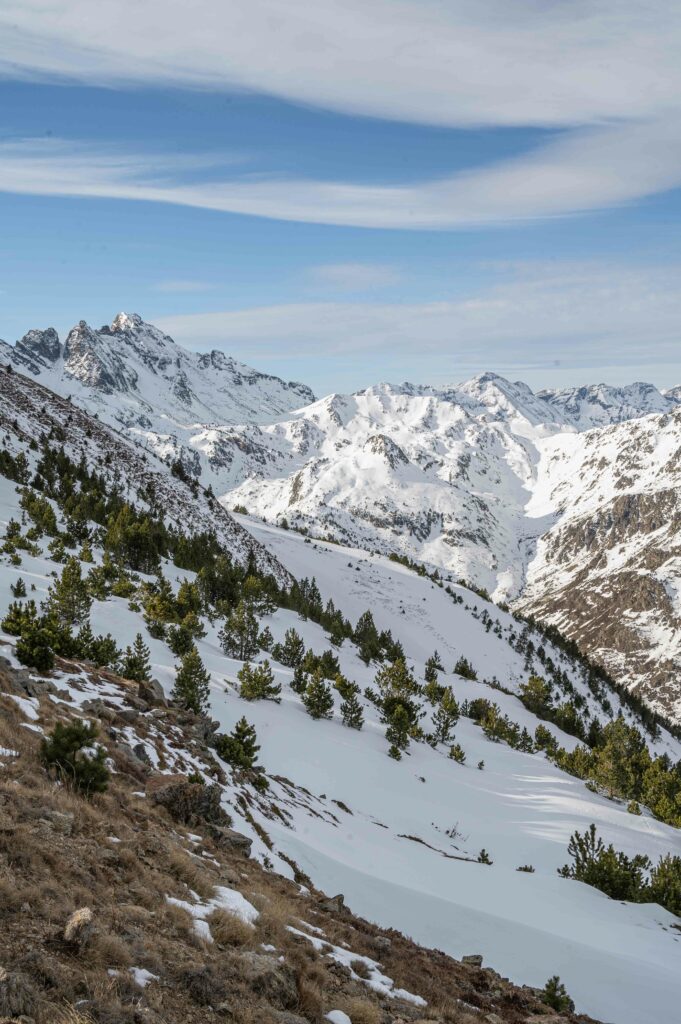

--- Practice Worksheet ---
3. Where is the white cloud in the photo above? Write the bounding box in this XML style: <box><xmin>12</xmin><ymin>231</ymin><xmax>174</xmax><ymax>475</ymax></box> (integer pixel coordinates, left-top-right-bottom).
<box><xmin>1</xmin><ymin>1</ymin><xmax>681</xmax><ymax>130</ymax></box>
<box><xmin>2</xmin><ymin>118</ymin><xmax>681</xmax><ymax>229</ymax></box>
<box><xmin>153</xmin><ymin>261</ymin><xmax>681</xmax><ymax>389</ymax></box>
<box><xmin>308</xmin><ymin>263</ymin><xmax>402</xmax><ymax>290</ymax></box>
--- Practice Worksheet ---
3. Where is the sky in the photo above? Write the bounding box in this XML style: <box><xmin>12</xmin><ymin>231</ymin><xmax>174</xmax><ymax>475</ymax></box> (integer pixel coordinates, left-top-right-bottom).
<box><xmin>1</xmin><ymin>0</ymin><xmax>680</xmax><ymax>395</ymax></box>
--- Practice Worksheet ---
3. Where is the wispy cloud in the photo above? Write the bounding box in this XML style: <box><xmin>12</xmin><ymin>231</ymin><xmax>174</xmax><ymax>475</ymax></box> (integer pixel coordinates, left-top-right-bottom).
<box><xmin>308</xmin><ymin>263</ymin><xmax>402</xmax><ymax>290</ymax></box>
<box><xmin>153</xmin><ymin>261</ymin><xmax>681</xmax><ymax>388</ymax></box>
<box><xmin>2</xmin><ymin>1</ymin><xmax>681</xmax><ymax>130</ymax></box>
<box><xmin>2</xmin><ymin>118</ymin><xmax>681</xmax><ymax>229</ymax></box>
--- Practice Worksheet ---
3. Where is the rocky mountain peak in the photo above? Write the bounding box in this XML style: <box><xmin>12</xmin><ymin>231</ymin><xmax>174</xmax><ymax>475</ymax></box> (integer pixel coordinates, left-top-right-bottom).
<box><xmin>13</xmin><ymin>327</ymin><xmax>61</xmax><ymax>373</ymax></box>
<box><xmin>110</xmin><ymin>311</ymin><xmax>144</xmax><ymax>332</ymax></box>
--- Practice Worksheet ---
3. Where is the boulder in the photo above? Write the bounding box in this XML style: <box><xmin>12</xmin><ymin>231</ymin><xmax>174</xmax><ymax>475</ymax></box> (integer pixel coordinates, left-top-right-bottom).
<box><xmin>209</xmin><ymin>826</ymin><xmax>252</xmax><ymax>857</ymax></box>
<box><xmin>138</xmin><ymin>678</ymin><xmax>167</xmax><ymax>707</ymax></box>
<box><xmin>462</xmin><ymin>954</ymin><xmax>483</xmax><ymax>967</ymax></box>
<box><xmin>63</xmin><ymin>907</ymin><xmax>94</xmax><ymax>949</ymax></box>
<box><xmin>149</xmin><ymin>777</ymin><xmax>230</xmax><ymax>827</ymax></box>
<box><xmin>38</xmin><ymin>810</ymin><xmax>74</xmax><ymax>836</ymax></box>
<box><xmin>320</xmin><ymin>893</ymin><xmax>345</xmax><ymax>914</ymax></box>
<box><xmin>235</xmin><ymin>952</ymin><xmax>297</xmax><ymax>1009</ymax></box>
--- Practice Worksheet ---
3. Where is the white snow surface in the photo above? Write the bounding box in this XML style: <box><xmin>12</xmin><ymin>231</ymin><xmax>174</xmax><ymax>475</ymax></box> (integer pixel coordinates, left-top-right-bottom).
<box><xmin>2</xmin><ymin>415</ymin><xmax>681</xmax><ymax>1023</ymax></box>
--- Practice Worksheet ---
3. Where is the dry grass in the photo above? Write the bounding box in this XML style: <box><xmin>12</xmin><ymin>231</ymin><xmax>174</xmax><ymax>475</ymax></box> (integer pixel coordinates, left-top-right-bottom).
<box><xmin>349</xmin><ymin>958</ymin><xmax>371</xmax><ymax>980</ymax></box>
<box><xmin>339</xmin><ymin>996</ymin><xmax>383</xmax><ymax>1024</ymax></box>
<box><xmin>207</xmin><ymin>907</ymin><xmax>254</xmax><ymax>947</ymax></box>
<box><xmin>253</xmin><ymin>889</ymin><xmax>295</xmax><ymax>947</ymax></box>
<box><xmin>295</xmin><ymin>975</ymin><xmax>324</xmax><ymax>1022</ymax></box>
<box><xmin>167</xmin><ymin>847</ymin><xmax>215</xmax><ymax>899</ymax></box>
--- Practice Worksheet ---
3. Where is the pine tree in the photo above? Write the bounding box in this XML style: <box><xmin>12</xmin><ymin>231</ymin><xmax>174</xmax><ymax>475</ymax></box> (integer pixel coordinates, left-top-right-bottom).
<box><xmin>374</xmin><ymin>658</ymin><xmax>419</xmax><ymax>699</ymax></box>
<box><xmin>302</xmin><ymin>669</ymin><xmax>334</xmax><ymax>720</ymax></box>
<box><xmin>258</xmin><ymin>625</ymin><xmax>274</xmax><ymax>651</ymax></box>
<box><xmin>340</xmin><ymin>691</ymin><xmax>364</xmax><ymax>730</ymax></box>
<box><xmin>449</xmin><ymin>743</ymin><xmax>466</xmax><ymax>764</ymax></box>
<box><xmin>354</xmin><ymin>609</ymin><xmax>381</xmax><ymax>664</ymax></box>
<box><xmin>432</xmin><ymin>688</ymin><xmax>459</xmax><ymax>744</ymax></box>
<box><xmin>518</xmin><ymin>675</ymin><xmax>553</xmax><ymax>717</ymax></box>
<box><xmin>10</xmin><ymin>577</ymin><xmax>26</xmax><ymax>598</ymax></box>
<box><xmin>121</xmin><ymin>633</ymin><xmax>152</xmax><ymax>683</ymax></box>
<box><xmin>79</xmin><ymin>540</ymin><xmax>94</xmax><ymax>563</ymax></box>
<box><xmin>424</xmin><ymin>650</ymin><xmax>443</xmax><ymax>684</ymax></box>
<box><xmin>216</xmin><ymin>716</ymin><xmax>261</xmax><ymax>770</ymax></box>
<box><xmin>46</xmin><ymin>556</ymin><xmax>92</xmax><ymax>627</ymax></box>
<box><xmin>453</xmin><ymin>656</ymin><xmax>477</xmax><ymax>680</ymax></box>
<box><xmin>172</xmin><ymin>646</ymin><xmax>211</xmax><ymax>714</ymax></box>
<box><xmin>385</xmin><ymin>703</ymin><xmax>411</xmax><ymax>759</ymax></box>
<box><xmin>541</xmin><ymin>977</ymin><xmax>574</xmax><ymax>1014</ymax></box>
<box><xmin>41</xmin><ymin>720</ymin><xmax>109</xmax><ymax>794</ymax></box>
<box><xmin>75</xmin><ymin>622</ymin><xmax>95</xmax><ymax>659</ymax></box>
<box><xmin>275</xmin><ymin>627</ymin><xmax>305</xmax><ymax>667</ymax></box>
<box><xmin>219</xmin><ymin>600</ymin><xmax>260</xmax><ymax>660</ymax></box>
<box><xmin>238</xmin><ymin>660</ymin><xmax>281</xmax><ymax>702</ymax></box>
<box><xmin>290</xmin><ymin>664</ymin><xmax>309</xmax><ymax>695</ymax></box>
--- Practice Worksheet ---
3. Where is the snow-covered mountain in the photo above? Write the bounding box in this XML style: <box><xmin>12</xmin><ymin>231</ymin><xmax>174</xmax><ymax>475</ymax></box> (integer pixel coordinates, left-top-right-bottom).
<box><xmin>0</xmin><ymin>312</ymin><xmax>314</xmax><ymax>431</ymax></box>
<box><xmin>1</xmin><ymin>384</ymin><xmax>681</xmax><ymax>1024</ymax></box>
<box><xmin>3</xmin><ymin>316</ymin><xmax>681</xmax><ymax>719</ymax></box>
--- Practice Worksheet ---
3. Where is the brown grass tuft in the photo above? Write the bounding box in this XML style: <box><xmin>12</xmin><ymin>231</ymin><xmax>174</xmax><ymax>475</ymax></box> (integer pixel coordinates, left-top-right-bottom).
<box><xmin>339</xmin><ymin>996</ymin><xmax>383</xmax><ymax>1024</ymax></box>
<box><xmin>208</xmin><ymin>907</ymin><xmax>254</xmax><ymax>947</ymax></box>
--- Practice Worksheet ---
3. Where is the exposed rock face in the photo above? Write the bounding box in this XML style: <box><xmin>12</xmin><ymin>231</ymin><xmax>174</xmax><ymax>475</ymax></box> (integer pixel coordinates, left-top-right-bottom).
<box><xmin>13</xmin><ymin>327</ymin><xmax>61</xmax><ymax>373</ymax></box>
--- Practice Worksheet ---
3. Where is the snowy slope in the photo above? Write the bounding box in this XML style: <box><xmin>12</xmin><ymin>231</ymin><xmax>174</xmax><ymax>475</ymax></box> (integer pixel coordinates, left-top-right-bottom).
<box><xmin>0</xmin><ymin>365</ymin><xmax>289</xmax><ymax>582</ymax></box>
<box><xmin>1</xmin><ymin>477</ymin><xmax>681</xmax><ymax>1024</ymax></box>
<box><xmin>3</xmin><ymin>315</ymin><xmax>681</xmax><ymax>716</ymax></box>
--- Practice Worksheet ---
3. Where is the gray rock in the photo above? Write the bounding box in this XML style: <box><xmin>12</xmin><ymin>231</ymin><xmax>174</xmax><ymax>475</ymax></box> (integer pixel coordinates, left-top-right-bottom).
<box><xmin>209</xmin><ymin>826</ymin><xmax>252</xmax><ymax>856</ymax></box>
<box><xmin>235</xmin><ymin>952</ymin><xmax>297</xmax><ymax>1009</ymax></box>
<box><xmin>320</xmin><ymin>893</ymin><xmax>345</xmax><ymax>914</ymax></box>
<box><xmin>138</xmin><ymin>677</ymin><xmax>167</xmax><ymax>707</ymax></box>
<box><xmin>81</xmin><ymin>698</ymin><xmax>117</xmax><ymax>722</ymax></box>
<box><xmin>132</xmin><ymin>742</ymin><xmax>154</xmax><ymax>767</ymax></box>
<box><xmin>373</xmin><ymin>935</ymin><xmax>392</xmax><ymax>953</ymax></box>
<box><xmin>41</xmin><ymin>810</ymin><xmax>74</xmax><ymax>836</ymax></box>
<box><xmin>462</xmin><ymin>954</ymin><xmax>483</xmax><ymax>967</ymax></box>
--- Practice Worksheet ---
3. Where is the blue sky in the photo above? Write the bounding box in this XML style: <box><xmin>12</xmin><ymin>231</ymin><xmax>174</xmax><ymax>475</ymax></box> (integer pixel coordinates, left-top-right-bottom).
<box><xmin>1</xmin><ymin>1</ymin><xmax>680</xmax><ymax>394</ymax></box>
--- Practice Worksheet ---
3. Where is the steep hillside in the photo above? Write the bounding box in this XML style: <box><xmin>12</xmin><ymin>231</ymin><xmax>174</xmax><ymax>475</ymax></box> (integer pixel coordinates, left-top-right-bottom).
<box><xmin>519</xmin><ymin>409</ymin><xmax>681</xmax><ymax>718</ymax></box>
<box><xmin>0</xmin><ymin>364</ymin><xmax>288</xmax><ymax>583</ymax></box>
<box><xmin>1</xmin><ymin>397</ymin><xmax>681</xmax><ymax>1024</ymax></box>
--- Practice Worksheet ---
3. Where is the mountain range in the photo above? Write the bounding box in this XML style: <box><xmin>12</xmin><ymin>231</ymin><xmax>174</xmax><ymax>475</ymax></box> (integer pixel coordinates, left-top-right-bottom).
<box><xmin>2</xmin><ymin>313</ymin><xmax>680</xmax><ymax>720</ymax></box>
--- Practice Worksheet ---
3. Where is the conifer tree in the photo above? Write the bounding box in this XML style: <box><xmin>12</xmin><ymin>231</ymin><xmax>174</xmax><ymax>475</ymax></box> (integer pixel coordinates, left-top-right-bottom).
<box><xmin>424</xmin><ymin>650</ymin><xmax>443</xmax><ymax>684</ymax></box>
<box><xmin>340</xmin><ymin>691</ymin><xmax>364</xmax><ymax>730</ymax></box>
<box><xmin>432</xmin><ymin>688</ymin><xmax>460</xmax><ymax>744</ymax></box>
<box><xmin>121</xmin><ymin>633</ymin><xmax>152</xmax><ymax>684</ymax></box>
<box><xmin>172</xmin><ymin>645</ymin><xmax>211</xmax><ymax>714</ymax></box>
<box><xmin>273</xmin><ymin>627</ymin><xmax>305</xmax><ymax>667</ymax></box>
<box><xmin>238</xmin><ymin>660</ymin><xmax>281</xmax><ymax>702</ymax></box>
<box><xmin>302</xmin><ymin>669</ymin><xmax>335</xmax><ymax>720</ymax></box>
<box><xmin>219</xmin><ymin>600</ymin><xmax>260</xmax><ymax>660</ymax></box>
<box><xmin>41</xmin><ymin>720</ymin><xmax>109</xmax><ymax>794</ymax></box>
<box><xmin>79</xmin><ymin>540</ymin><xmax>94</xmax><ymax>563</ymax></box>
<box><xmin>46</xmin><ymin>555</ymin><xmax>92</xmax><ymax>627</ymax></box>
<box><xmin>353</xmin><ymin>609</ymin><xmax>381</xmax><ymax>664</ymax></box>
<box><xmin>75</xmin><ymin>622</ymin><xmax>95</xmax><ymax>659</ymax></box>
<box><xmin>258</xmin><ymin>625</ymin><xmax>274</xmax><ymax>651</ymax></box>
<box><xmin>10</xmin><ymin>577</ymin><xmax>26</xmax><ymax>598</ymax></box>
<box><xmin>449</xmin><ymin>743</ymin><xmax>466</xmax><ymax>764</ymax></box>
<box><xmin>290</xmin><ymin>664</ymin><xmax>309</xmax><ymax>695</ymax></box>
<box><xmin>385</xmin><ymin>703</ymin><xmax>411</xmax><ymax>759</ymax></box>
<box><xmin>216</xmin><ymin>716</ymin><xmax>261</xmax><ymax>770</ymax></box>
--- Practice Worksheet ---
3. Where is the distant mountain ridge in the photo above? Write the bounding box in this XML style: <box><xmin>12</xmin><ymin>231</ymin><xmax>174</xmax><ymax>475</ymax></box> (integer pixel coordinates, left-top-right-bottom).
<box><xmin>1</xmin><ymin>312</ymin><xmax>315</xmax><ymax>430</ymax></box>
<box><xmin>2</xmin><ymin>313</ymin><xmax>681</xmax><ymax>718</ymax></box>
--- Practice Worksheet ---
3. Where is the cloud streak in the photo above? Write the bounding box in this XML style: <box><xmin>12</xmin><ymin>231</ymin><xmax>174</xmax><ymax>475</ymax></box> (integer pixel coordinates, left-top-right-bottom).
<box><xmin>153</xmin><ymin>261</ymin><xmax>681</xmax><ymax>389</ymax></box>
<box><xmin>2</xmin><ymin>117</ymin><xmax>681</xmax><ymax>230</ymax></box>
<box><xmin>2</xmin><ymin>1</ymin><xmax>681</xmax><ymax>130</ymax></box>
